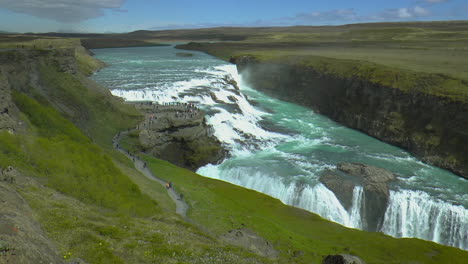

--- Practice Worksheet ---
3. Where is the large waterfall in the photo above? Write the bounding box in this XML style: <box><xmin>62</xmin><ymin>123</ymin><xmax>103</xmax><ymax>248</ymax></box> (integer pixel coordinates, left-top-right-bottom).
<box><xmin>91</xmin><ymin>46</ymin><xmax>468</xmax><ymax>250</ymax></box>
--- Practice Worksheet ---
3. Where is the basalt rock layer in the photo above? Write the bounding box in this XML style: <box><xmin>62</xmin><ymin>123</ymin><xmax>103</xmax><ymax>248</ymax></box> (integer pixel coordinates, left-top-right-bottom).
<box><xmin>233</xmin><ymin>56</ymin><xmax>468</xmax><ymax>179</ymax></box>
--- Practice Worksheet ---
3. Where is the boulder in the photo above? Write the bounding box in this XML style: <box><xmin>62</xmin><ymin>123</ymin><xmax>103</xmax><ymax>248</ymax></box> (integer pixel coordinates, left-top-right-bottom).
<box><xmin>320</xmin><ymin>170</ymin><xmax>356</xmax><ymax>210</ymax></box>
<box><xmin>338</xmin><ymin>163</ymin><xmax>395</xmax><ymax>231</ymax></box>
<box><xmin>337</xmin><ymin>163</ymin><xmax>396</xmax><ymax>183</ymax></box>
<box><xmin>323</xmin><ymin>254</ymin><xmax>366</xmax><ymax>264</ymax></box>
<box><xmin>320</xmin><ymin>163</ymin><xmax>396</xmax><ymax>231</ymax></box>
<box><xmin>1</xmin><ymin>166</ymin><xmax>18</xmax><ymax>183</ymax></box>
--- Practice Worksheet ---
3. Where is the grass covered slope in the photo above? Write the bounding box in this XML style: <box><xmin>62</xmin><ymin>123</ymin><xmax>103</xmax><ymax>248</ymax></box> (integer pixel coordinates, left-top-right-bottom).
<box><xmin>2</xmin><ymin>92</ymin><xmax>158</xmax><ymax>216</ymax></box>
<box><xmin>0</xmin><ymin>46</ymin><xmax>273</xmax><ymax>263</ymax></box>
<box><xmin>135</xmin><ymin>155</ymin><xmax>468</xmax><ymax>264</ymax></box>
<box><xmin>0</xmin><ymin>120</ymin><xmax>266</xmax><ymax>263</ymax></box>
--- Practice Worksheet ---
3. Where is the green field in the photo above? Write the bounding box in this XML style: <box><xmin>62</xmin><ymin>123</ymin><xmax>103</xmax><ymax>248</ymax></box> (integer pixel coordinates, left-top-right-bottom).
<box><xmin>169</xmin><ymin>22</ymin><xmax>468</xmax><ymax>102</ymax></box>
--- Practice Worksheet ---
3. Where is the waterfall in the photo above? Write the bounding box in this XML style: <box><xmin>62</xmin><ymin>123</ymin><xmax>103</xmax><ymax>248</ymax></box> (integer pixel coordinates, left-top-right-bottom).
<box><xmin>91</xmin><ymin>46</ymin><xmax>468</xmax><ymax>251</ymax></box>
<box><xmin>382</xmin><ymin>189</ymin><xmax>467</xmax><ymax>250</ymax></box>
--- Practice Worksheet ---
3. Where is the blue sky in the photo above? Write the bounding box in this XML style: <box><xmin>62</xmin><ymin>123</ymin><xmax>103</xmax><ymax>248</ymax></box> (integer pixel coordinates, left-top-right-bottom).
<box><xmin>0</xmin><ymin>0</ymin><xmax>467</xmax><ymax>33</ymax></box>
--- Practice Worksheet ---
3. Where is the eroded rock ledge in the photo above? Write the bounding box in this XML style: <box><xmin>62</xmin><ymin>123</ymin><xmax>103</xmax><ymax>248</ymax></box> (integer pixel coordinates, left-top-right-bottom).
<box><xmin>132</xmin><ymin>102</ymin><xmax>226</xmax><ymax>170</ymax></box>
<box><xmin>320</xmin><ymin>163</ymin><xmax>396</xmax><ymax>232</ymax></box>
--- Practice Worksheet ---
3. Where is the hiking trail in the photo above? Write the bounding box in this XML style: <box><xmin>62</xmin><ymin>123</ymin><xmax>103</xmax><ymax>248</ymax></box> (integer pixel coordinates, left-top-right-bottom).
<box><xmin>114</xmin><ymin>130</ymin><xmax>189</xmax><ymax>218</ymax></box>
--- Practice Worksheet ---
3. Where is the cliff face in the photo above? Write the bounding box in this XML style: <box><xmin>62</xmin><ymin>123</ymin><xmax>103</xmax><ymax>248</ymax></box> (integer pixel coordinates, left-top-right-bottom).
<box><xmin>133</xmin><ymin>102</ymin><xmax>226</xmax><ymax>170</ymax></box>
<box><xmin>234</xmin><ymin>57</ymin><xmax>468</xmax><ymax>179</ymax></box>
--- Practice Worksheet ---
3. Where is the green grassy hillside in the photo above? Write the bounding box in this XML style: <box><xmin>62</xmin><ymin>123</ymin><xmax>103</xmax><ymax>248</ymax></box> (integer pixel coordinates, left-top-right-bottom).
<box><xmin>136</xmin><ymin>155</ymin><xmax>467</xmax><ymax>264</ymax></box>
<box><xmin>0</xmin><ymin>46</ymin><xmax>272</xmax><ymax>263</ymax></box>
<box><xmin>1</xmin><ymin>38</ymin><xmax>467</xmax><ymax>263</ymax></box>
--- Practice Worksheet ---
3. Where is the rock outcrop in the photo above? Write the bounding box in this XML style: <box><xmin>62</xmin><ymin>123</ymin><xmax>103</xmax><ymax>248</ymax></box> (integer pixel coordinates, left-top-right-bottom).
<box><xmin>323</xmin><ymin>254</ymin><xmax>366</xmax><ymax>264</ymax></box>
<box><xmin>233</xmin><ymin>57</ymin><xmax>468</xmax><ymax>179</ymax></box>
<box><xmin>133</xmin><ymin>102</ymin><xmax>226</xmax><ymax>170</ymax></box>
<box><xmin>0</xmin><ymin>69</ymin><xmax>24</xmax><ymax>135</ymax></box>
<box><xmin>320</xmin><ymin>163</ymin><xmax>396</xmax><ymax>231</ymax></box>
<box><xmin>0</xmin><ymin>167</ymin><xmax>63</xmax><ymax>264</ymax></box>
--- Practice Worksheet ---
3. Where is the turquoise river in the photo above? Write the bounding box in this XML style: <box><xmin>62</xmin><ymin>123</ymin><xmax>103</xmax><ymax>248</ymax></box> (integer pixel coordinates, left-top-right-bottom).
<box><xmin>91</xmin><ymin>45</ymin><xmax>467</xmax><ymax>250</ymax></box>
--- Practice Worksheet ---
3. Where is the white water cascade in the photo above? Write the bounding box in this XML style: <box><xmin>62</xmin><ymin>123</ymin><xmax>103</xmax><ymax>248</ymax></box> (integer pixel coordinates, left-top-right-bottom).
<box><xmin>382</xmin><ymin>189</ymin><xmax>467</xmax><ymax>250</ymax></box>
<box><xmin>91</xmin><ymin>47</ymin><xmax>468</xmax><ymax>250</ymax></box>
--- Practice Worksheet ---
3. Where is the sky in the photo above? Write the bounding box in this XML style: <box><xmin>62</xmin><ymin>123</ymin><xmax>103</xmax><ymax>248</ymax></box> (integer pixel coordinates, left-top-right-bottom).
<box><xmin>0</xmin><ymin>0</ymin><xmax>467</xmax><ymax>33</ymax></box>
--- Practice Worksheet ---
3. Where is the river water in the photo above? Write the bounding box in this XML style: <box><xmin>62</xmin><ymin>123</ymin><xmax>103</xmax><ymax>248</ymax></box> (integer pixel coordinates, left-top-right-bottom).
<box><xmin>91</xmin><ymin>45</ymin><xmax>467</xmax><ymax>250</ymax></box>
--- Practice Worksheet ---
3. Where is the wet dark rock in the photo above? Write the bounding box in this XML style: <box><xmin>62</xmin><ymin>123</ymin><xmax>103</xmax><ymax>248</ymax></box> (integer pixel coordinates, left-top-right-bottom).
<box><xmin>176</xmin><ymin>52</ymin><xmax>194</xmax><ymax>57</ymax></box>
<box><xmin>227</xmin><ymin>95</ymin><xmax>238</xmax><ymax>102</ymax></box>
<box><xmin>210</xmin><ymin>91</ymin><xmax>225</xmax><ymax>104</ymax></box>
<box><xmin>217</xmin><ymin>103</ymin><xmax>242</xmax><ymax>114</ymax></box>
<box><xmin>258</xmin><ymin>119</ymin><xmax>298</xmax><ymax>136</ymax></box>
<box><xmin>322</xmin><ymin>254</ymin><xmax>366</xmax><ymax>264</ymax></box>
<box><xmin>222</xmin><ymin>75</ymin><xmax>239</xmax><ymax>89</ymax></box>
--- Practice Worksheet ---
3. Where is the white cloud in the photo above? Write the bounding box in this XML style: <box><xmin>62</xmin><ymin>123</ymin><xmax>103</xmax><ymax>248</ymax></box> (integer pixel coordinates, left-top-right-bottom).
<box><xmin>0</xmin><ymin>0</ymin><xmax>125</xmax><ymax>22</ymax></box>
<box><xmin>377</xmin><ymin>6</ymin><xmax>431</xmax><ymax>20</ymax></box>
<box><xmin>289</xmin><ymin>6</ymin><xmax>432</xmax><ymax>24</ymax></box>
<box><xmin>397</xmin><ymin>8</ymin><xmax>412</xmax><ymax>18</ymax></box>
<box><xmin>414</xmin><ymin>6</ymin><xmax>430</xmax><ymax>16</ymax></box>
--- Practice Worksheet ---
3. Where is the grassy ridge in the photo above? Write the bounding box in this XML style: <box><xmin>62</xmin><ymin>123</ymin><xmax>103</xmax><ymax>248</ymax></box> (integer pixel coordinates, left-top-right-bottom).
<box><xmin>141</xmin><ymin>155</ymin><xmax>468</xmax><ymax>264</ymax></box>
<box><xmin>1</xmin><ymin>91</ymin><xmax>159</xmax><ymax>217</ymax></box>
<box><xmin>0</xmin><ymin>72</ymin><xmax>268</xmax><ymax>263</ymax></box>
<box><xmin>0</xmin><ymin>45</ymin><xmax>272</xmax><ymax>263</ymax></box>
<box><xmin>0</xmin><ymin>91</ymin><xmax>271</xmax><ymax>263</ymax></box>
<box><xmin>37</xmin><ymin>60</ymin><xmax>141</xmax><ymax>147</ymax></box>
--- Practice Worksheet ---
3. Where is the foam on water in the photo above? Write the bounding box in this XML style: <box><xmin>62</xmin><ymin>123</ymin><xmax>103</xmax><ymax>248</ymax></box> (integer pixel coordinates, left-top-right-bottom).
<box><xmin>91</xmin><ymin>46</ymin><xmax>468</xmax><ymax>250</ymax></box>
